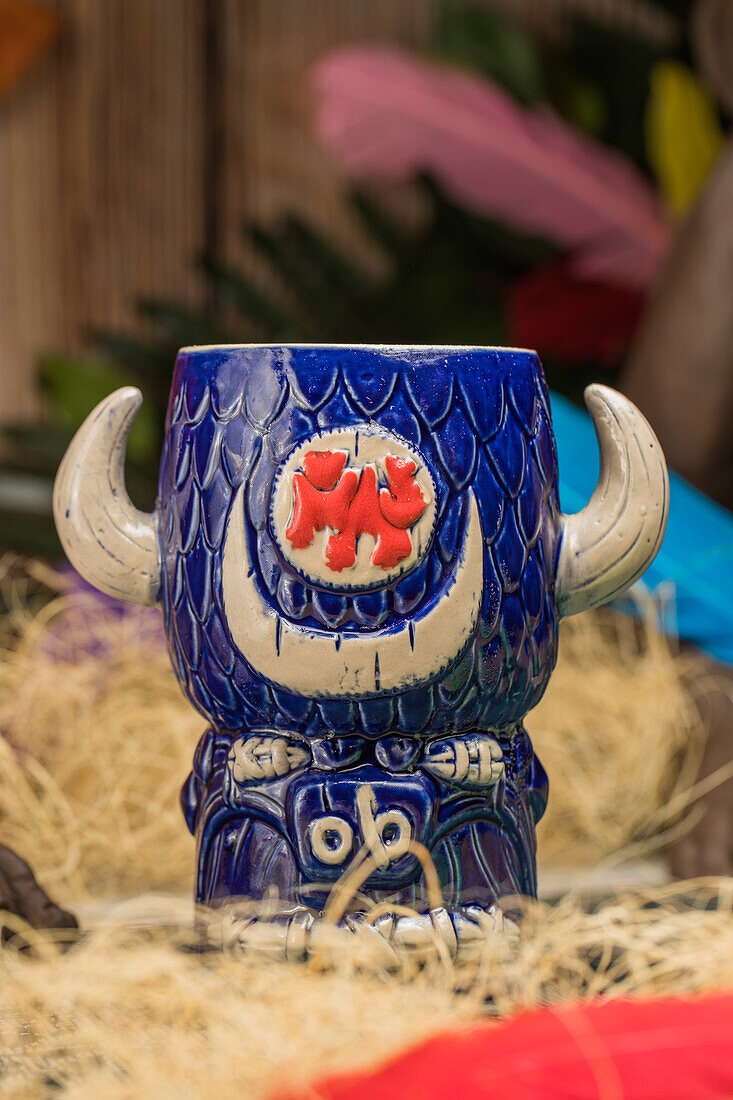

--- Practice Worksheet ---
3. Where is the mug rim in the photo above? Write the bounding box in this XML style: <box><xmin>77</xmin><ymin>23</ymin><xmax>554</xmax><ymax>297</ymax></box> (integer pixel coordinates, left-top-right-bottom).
<box><xmin>178</xmin><ymin>342</ymin><xmax>538</xmax><ymax>355</ymax></box>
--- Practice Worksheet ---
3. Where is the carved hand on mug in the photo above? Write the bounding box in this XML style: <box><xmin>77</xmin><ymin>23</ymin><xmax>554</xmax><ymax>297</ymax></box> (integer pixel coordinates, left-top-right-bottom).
<box><xmin>228</xmin><ymin>735</ymin><xmax>310</xmax><ymax>786</ymax></box>
<box><xmin>422</xmin><ymin>734</ymin><xmax>504</xmax><ymax>791</ymax></box>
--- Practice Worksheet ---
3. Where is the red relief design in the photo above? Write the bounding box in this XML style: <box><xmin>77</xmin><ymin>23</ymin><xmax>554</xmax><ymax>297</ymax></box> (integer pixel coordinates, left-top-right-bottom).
<box><xmin>285</xmin><ymin>450</ymin><xmax>427</xmax><ymax>572</ymax></box>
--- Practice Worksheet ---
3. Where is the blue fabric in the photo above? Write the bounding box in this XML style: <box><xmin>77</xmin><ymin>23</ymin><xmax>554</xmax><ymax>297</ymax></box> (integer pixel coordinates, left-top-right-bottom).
<box><xmin>550</xmin><ymin>390</ymin><xmax>733</xmax><ymax>666</ymax></box>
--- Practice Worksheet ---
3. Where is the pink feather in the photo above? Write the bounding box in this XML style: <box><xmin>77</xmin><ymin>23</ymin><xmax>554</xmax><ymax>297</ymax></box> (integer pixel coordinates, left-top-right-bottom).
<box><xmin>313</xmin><ymin>48</ymin><xmax>671</xmax><ymax>288</ymax></box>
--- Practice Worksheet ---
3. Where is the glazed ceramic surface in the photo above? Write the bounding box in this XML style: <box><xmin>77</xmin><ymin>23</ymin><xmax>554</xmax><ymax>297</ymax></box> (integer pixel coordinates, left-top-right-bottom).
<box><xmin>54</xmin><ymin>345</ymin><xmax>669</xmax><ymax>924</ymax></box>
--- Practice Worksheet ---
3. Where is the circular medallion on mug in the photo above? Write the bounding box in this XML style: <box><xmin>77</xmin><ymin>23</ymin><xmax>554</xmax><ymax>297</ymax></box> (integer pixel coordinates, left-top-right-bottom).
<box><xmin>270</xmin><ymin>427</ymin><xmax>436</xmax><ymax>591</ymax></box>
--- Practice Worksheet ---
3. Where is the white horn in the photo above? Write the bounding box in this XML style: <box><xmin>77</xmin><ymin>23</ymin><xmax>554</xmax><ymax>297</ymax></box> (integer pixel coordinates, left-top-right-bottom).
<box><xmin>53</xmin><ymin>387</ymin><xmax>160</xmax><ymax>606</ymax></box>
<box><xmin>556</xmin><ymin>384</ymin><xmax>669</xmax><ymax>619</ymax></box>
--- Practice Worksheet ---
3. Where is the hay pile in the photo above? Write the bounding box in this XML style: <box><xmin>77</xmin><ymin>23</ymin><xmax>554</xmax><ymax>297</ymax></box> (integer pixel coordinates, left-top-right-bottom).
<box><xmin>2</xmin><ymin>884</ymin><xmax>733</xmax><ymax>1098</ymax></box>
<box><xmin>0</xmin><ymin>564</ymin><xmax>198</xmax><ymax>903</ymax></box>
<box><xmin>0</xmin><ymin>561</ymin><xmax>731</xmax><ymax>1099</ymax></box>
<box><xmin>531</xmin><ymin>598</ymin><xmax>706</xmax><ymax>867</ymax></box>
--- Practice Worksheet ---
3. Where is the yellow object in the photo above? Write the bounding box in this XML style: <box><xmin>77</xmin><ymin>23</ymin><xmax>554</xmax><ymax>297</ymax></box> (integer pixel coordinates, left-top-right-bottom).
<box><xmin>646</xmin><ymin>61</ymin><xmax>725</xmax><ymax>218</ymax></box>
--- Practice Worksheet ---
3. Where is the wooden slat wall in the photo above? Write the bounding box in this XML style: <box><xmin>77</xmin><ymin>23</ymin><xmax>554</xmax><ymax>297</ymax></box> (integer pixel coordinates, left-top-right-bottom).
<box><xmin>0</xmin><ymin>0</ymin><xmax>672</xmax><ymax>421</ymax></box>
<box><xmin>0</xmin><ymin>0</ymin><xmax>205</xmax><ymax>419</ymax></box>
<box><xmin>218</xmin><ymin>0</ymin><xmax>431</xmax><ymax>250</ymax></box>
<box><xmin>0</xmin><ymin>20</ymin><xmax>62</xmax><ymax>419</ymax></box>
<box><xmin>52</xmin><ymin>0</ymin><xmax>206</xmax><ymax>349</ymax></box>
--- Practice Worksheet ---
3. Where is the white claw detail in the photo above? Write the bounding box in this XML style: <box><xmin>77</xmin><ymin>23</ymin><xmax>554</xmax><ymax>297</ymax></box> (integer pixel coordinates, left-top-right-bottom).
<box><xmin>228</xmin><ymin>735</ymin><xmax>310</xmax><ymax>785</ymax></box>
<box><xmin>212</xmin><ymin>903</ymin><xmax>512</xmax><ymax>964</ymax></box>
<box><xmin>422</xmin><ymin>734</ymin><xmax>504</xmax><ymax>790</ymax></box>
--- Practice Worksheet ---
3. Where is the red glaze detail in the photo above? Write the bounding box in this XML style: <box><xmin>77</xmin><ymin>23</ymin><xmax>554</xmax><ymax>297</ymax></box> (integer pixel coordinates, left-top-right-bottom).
<box><xmin>378</xmin><ymin>456</ymin><xmax>427</xmax><ymax>529</ymax></box>
<box><xmin>327</xmin><ymin>465</ymin><xmax>415</xmax><ymax>572</ymax></box>
<box><xmin>302</xmin><ymin>450</ymin><xmax>348</xmax><ymax>491</ymax></box>
<box><xmin>285</xmin><ymin>450</ymin><xmax>427</xmax><ymax>572</ymax></box>
<box><xmin>285</xmin><ymin>467</ymin><xmax>359</xmax><ymax>550</ymax></box>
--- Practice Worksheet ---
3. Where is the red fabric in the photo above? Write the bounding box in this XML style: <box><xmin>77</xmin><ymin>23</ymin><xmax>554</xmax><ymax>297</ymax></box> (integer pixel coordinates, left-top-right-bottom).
<box><xmin>273</xmin><ymin>994</ymin><xmax>733</xmax><ymax>1100</ymax></box>
<box><xmin>507</xmin><ymin>261</ymin><xmax>645</xmax><ymax>366</ymax></box>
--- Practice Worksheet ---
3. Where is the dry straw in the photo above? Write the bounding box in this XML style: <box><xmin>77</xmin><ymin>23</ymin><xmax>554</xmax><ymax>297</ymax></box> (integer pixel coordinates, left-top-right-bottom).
<box><xmin>530</xmin><ymin>593</ymin><xmax>708</xmax><ymax>867</ymax></box>
<box><xmin>0</xmin><ymin>559</ymin><xmax>198</xmax><ymax>903</ymax></box>
<box><xmin>1</xmin><ymin>882</ymin><xmax>733</xmax><ymax>1099</ymax></box>
<box><xmin>1</xmin><ymin>560</ymin><xmax>731</xmax><ymax>1099</ymax></box>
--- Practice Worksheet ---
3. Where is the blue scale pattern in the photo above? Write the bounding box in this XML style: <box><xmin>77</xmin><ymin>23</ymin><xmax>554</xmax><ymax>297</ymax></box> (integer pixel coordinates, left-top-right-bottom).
<box><xmin>158</xmin><ymin>346</ymin><xmax>561</xmax><ymax>739</ymax></box>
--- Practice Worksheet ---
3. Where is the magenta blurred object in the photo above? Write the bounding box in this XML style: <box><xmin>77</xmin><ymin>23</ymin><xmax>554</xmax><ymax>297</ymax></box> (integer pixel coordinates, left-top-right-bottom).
<box><xmin>313</xmin><ymin>47</ymin><xmax>670</xmax><ymax>289</ymax></box>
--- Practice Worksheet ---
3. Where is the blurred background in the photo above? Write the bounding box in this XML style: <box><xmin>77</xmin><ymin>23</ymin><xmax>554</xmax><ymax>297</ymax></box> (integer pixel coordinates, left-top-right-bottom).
<box><xmin>0</xmin><ymin>0</ymin><xmax>731</xmax><ymax>885</ymax></box>
<box><xmin>2</xmin><ymin>6</ymin><xmax>733</xmax><ymax>1092</ymax></box>
<box><xmin>1</xmin><ymin>0</ymin><xmax>732</xmax><ymax>545</ymax></box>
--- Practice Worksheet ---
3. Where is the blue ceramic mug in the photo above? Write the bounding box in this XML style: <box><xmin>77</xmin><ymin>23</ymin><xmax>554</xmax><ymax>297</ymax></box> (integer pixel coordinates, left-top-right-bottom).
<box><xmin>54</xmin><ymin>345</ymin><xmax>668</xmax><ymax>940</ymax></box>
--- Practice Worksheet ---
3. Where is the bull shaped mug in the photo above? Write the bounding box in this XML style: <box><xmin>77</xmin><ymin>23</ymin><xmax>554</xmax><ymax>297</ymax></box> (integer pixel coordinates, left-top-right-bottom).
<box><xmin>54</xmin><ymin>345</ymin><xmax>668</xmax><ymax>945</ymax></box>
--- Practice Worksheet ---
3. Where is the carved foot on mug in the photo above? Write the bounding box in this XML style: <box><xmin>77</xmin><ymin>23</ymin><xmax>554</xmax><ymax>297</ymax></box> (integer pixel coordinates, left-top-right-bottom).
<box><xmin>213</xmin><ymin>901</ymin><xmax>515</xmax><ymax>964</ymax></box>
<box><xmin>422</xmin><ymin>733</ymin><xmax>504</xmax><ymax>790</ymax></box>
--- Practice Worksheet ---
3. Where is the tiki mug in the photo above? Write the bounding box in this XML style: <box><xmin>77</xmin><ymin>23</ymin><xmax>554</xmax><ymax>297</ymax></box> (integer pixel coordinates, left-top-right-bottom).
<box><xmin>54</xmin><ymin>346</ymin><xmax>668</xmax><ymax>946</ymax></box>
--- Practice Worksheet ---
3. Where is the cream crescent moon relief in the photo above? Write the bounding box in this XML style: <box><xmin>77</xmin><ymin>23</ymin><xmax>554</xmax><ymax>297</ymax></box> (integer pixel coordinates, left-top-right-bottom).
<box><xmin>221</xmin><ymin>428</ymin><xmax>484</xmax><ymax>698</ymax></box>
